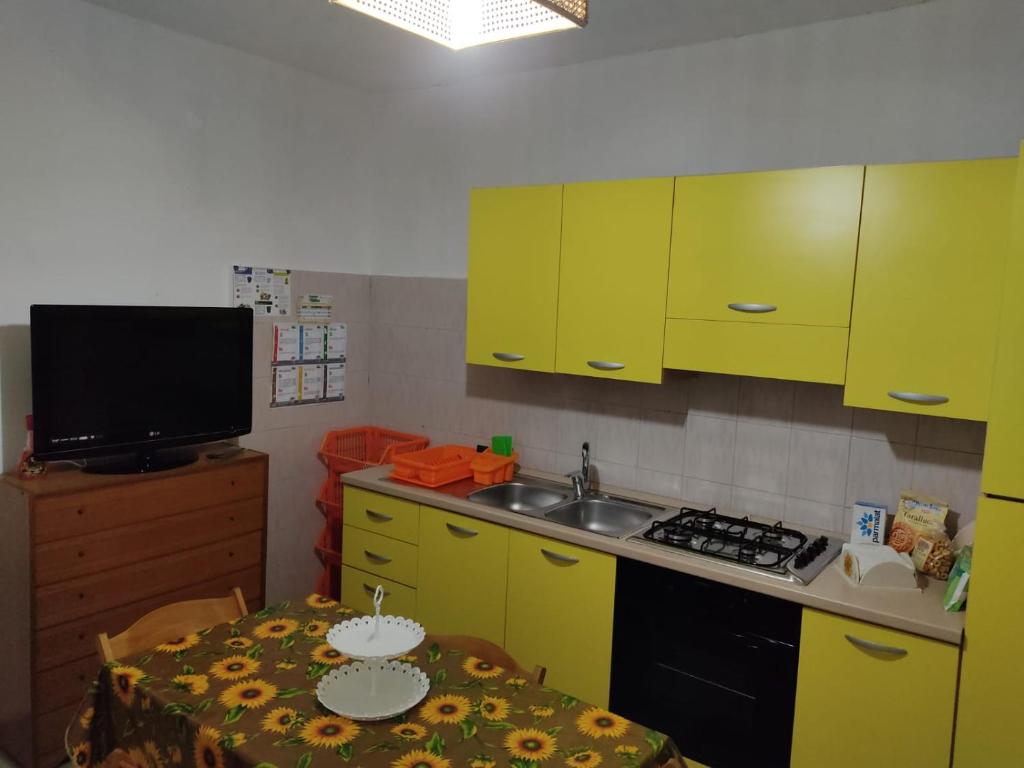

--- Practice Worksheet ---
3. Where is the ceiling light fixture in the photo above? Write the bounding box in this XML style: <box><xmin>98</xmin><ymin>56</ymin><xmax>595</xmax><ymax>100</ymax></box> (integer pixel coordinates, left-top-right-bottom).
<box><xmin>328</xmin><ymin>0</ymin><xmax>588</xmax><ymax>50</ymax></box>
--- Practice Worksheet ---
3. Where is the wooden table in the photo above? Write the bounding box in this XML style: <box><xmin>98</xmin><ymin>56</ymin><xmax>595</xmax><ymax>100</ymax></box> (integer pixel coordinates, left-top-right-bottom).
<box><xmin>67</xmin><ymin>594</ymin><xmax>684</xmax><ymax>768</ymax></box>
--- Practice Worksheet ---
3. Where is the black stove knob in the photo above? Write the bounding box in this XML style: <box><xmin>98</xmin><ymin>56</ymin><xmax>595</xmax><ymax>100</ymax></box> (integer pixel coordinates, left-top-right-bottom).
<box><xmin>794</xmin><ymin>552</ymin><xmax>809</xmax><ymax>569</ymax></box>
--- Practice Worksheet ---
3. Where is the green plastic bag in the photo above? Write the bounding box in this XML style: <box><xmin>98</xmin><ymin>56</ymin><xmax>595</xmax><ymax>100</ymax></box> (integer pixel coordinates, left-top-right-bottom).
<box><xmin>943</xmin><ymin>545</ymin><xmax>972</xmax><ymax>612</ymax></box>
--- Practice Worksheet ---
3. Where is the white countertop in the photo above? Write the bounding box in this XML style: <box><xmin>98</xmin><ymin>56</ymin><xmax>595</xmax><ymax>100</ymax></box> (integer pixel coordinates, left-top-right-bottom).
<box><xmin>342</xmin><ymin>465</ymin><xmax>965</xmax><ymax>645</ymax></box>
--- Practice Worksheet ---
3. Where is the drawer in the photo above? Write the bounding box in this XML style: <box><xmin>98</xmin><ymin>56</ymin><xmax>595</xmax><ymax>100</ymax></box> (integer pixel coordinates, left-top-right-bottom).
<box><xmin>342</xmin><ymin>526</ymin><xmax>418</xmax><ymax>587</ymax></box>
<box><xmin>36</xmin><ymin>655</ymin><xmax>102</xmax><ymax>714</ymax></box>
<box><xmin>35</xmin><ymin>566</ymin><xmax>263</xmax><ymax>671</ymax></box>
<box><xmin>340</xmin><ymin>565</ymin><xmax>417</xmax><ymax>619</ymax></box>
<box><xmin>32</xmin><ymin>459</ymin><xmax>266</xmax><ymax>544</ymax></box>
<box><xmin>34</xmin><ymin>531</ymin><xmax>263</xmax><ymax>629</ymax></box>
<box><xmin>344</xmin><ymin>487</ymin><xmax>419</xmax><ymax>544</ymax></box>
<box><xmin>663</xmin><ymin>319</ymin><xmax>849</xmax><ymax>385</ymax></box>
<box><xmin>791</xmin><ymin>608</ymin><xmax>958</xmax><ymax>768</ymax></box>
<box><xmin>35</xmin><ymin>497</ymin><xmax>264</xmax><ymax>586</ymax></box>
<box><xmin>34</xmin><ymin>701</ymin><xmax>79</xmax><ymax>765</ymax></box>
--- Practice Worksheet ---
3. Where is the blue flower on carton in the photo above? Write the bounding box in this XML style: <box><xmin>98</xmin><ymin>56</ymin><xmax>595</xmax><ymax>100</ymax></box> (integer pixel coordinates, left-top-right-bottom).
<box><xmin>857</xmin><ymin>512</ymin><xmax>874</xmax><ymax>536</ymax></box>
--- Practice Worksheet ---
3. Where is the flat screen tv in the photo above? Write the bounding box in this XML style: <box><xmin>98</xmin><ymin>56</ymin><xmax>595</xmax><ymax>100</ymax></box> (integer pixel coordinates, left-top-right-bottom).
<box><xmin>30</xmin><ymin>305</ymin><xmax>253</xmax><ymax>473</ymax></box>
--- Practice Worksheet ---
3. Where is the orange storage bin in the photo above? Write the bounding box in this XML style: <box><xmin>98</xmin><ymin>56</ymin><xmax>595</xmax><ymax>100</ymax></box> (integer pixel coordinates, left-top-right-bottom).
<box><xmin>390</xmin><ymin>445</ymin><xmax>476</xmax><ymax>488</ymax></box>
<box><xmin>316</xmin><ymin>476</ymin><xmax>343</xmax><ymax>519</ymax></box>
<box><xmin>471</xmin><ymin>451</ymin><xmax>519</xmax><ymax>485</ymax></box>
<box><xmin>319</xmin><ymin>426</ymin><xmax>429</xmax><ymax>474</ymax></box>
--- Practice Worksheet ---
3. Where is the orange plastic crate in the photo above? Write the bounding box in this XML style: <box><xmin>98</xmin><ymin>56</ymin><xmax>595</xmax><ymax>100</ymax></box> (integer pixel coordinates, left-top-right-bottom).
<box><xmin>315</xmin><ymin>520</ymin><xmax>342</xmax><ymax>566</ymax></box>
<box><xmin>319</xmin><ymin>426</ymin><xmax>429</xmax><ymax>474</ymax></box>
<box><xmin>470</xmin><ymin>451</ymin><xmax>519</xmax><ymax>485</ymax></box>
<box><xmin>316</xmin><ymin>475</ymin><xmax>343</xmax><ymax>519</ymax></box>
<box><xmin>390</xmin><ymin>445</ymin><xmax>477</xmax><ymax>488</ymax></box>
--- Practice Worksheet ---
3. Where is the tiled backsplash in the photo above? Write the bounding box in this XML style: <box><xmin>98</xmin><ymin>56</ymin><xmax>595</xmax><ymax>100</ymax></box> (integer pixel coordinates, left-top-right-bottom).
<box><xmin>369</xmin><ymin>276</ymin><xmax>984</xmax><ymax>534</ymax></box>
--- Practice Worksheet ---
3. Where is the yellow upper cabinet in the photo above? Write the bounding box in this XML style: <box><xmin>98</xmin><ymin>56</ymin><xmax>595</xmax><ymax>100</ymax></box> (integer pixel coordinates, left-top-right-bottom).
<box><xmin>466</xmin><ymin>185</ymin><xmax>563</xmax><ymax>372</ymax></box>
<box><xmin>667</xmin><ymin>166</ymin><xmax>864</xmax><ymax>325</ymax></box>
<box><xmin>555</xmin><ymin>178</ymin><xmax>674</xmax><ymax>383</ymax></box>
<box><xmin>982</xmin><ymin>144</ymin><xmax>1024</xmax><ymax>498</ymax></box>
<box><xmin>844</xmin><ymin>158</ymin><xmax>1017</xmax><ymax>420</ymax></box>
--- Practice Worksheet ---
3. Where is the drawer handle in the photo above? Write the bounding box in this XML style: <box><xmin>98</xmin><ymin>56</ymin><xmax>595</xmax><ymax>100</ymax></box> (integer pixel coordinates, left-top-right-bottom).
<box><xmin>493</xmin><ymin>352</ymin><xmax>526</xmax><ymax>362</ymax></box>
<box><xmin>541</xmin><ymin>548</ymin><xmax>580</xmax><ymax>566</ymax></box>
<box><xmin>728</xmin><ymin>303</ymin><xmax>777</xmax><ymax>313</ymax></box>
<box><xmin>887</xmin><ymin>391</ymin><xmax>949</xmax><ymax>406</ymax></box>
<box><xmin>366</xmin><ymin>510</ymin><xmax>394</xmax><ymax>523</ymax></box>
<box><xmin>587</xmin><ymin>361</ymin><xmax>625</xmax><ymax>371</ymax></box>
<box><xmin>845</xmin><ymin>634</ymin><xmax>908</xmax><ymax>657</ymax></box>
<box><xmin>364</xmin><ymin>583</ymin><xmax>391</xmax><ymax>597</ymax></box>
<box><xmin>364</xmin><ymin>550</ymin><xmax>392</xmax><ymax>564</ymax></box>
<box><xmin>446</xmin><ymin>522</ymin><xmax>479</xmax><ymax>537</ymax></box>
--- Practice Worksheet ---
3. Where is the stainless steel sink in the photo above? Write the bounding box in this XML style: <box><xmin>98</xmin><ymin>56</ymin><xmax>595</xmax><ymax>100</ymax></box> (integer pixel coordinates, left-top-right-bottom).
<box><xmin>544</xmin><ymin>497</ymin><xmax>656</xmax><ymax>537</ymax></box>
<box><xmin>467</xmin><ymin>482</ymin><xmax>569</xmax><ymax>513</ymax></box>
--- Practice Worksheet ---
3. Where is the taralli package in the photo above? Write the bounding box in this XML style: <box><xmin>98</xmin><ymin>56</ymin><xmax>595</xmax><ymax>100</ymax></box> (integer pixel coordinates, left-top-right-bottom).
<box><xmin>888</xmin><ymin>491</ymin><xmax>955</xmax><ymax>579</ymax></box>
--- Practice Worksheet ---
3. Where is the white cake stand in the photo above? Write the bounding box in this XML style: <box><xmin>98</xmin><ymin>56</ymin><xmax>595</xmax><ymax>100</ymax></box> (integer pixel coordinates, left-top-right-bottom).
<box><xmin>318</xmin><ymin>586</ymin><xmax>429</xmax><ymax>720</ymax></box>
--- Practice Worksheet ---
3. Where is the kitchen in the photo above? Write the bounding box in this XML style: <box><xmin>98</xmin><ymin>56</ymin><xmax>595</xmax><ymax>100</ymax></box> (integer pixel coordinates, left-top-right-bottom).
<box><xmin>1</xmin><ymin>1</ymin><xmax>1022</xmax><ymax>767</ymax></box>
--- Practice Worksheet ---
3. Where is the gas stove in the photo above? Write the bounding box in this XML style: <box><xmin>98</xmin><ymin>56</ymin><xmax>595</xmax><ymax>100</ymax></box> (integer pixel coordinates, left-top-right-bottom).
<box><xmin>638</xmin><ymin>507</ymin><xmax>841</xmax><ymax>585</ymax></box>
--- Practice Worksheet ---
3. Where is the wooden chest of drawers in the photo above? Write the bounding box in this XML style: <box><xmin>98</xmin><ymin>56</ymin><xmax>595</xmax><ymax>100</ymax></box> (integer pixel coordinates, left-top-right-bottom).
<box><xmin>0</xmin><ymin>450</ymin><xmax>268</xmax><ymax>767</ymax></box>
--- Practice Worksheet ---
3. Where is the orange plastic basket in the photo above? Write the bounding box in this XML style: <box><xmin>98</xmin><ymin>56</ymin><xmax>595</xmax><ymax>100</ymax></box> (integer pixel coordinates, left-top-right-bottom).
<box><xmin>390</xmin><ymin>445</ymin><xmax>477</xmax><ymax>488</ymax></box>
<box><xmin>316</xmin><ymin>476</ymin><xmax>343</xmax><ymax>519</ymax></box>
<box><xmin>470</xmin><ymin>451</ymin><xmax>519</xmax><ymax>485</ymax></box>
<box><xmin>315</xmin><ymin>519</ymin><xmax>342</xmax><ymax>566</ymax></box>
<box><xmin>319</xmin><ymin>427</ymin><xmax>429</xmax><ymax>474</ymax></box>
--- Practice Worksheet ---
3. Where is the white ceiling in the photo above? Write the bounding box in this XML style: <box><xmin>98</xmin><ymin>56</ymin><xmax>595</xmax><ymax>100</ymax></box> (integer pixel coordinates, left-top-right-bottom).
<box><xmin>81</xmin><ymin>0</ymin><xmax>930</xmax><ymax>92</ymax></box>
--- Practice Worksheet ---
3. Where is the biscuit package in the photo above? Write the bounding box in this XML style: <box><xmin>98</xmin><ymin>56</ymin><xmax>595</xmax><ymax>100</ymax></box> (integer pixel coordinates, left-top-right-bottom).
<box><xmin>888</xmin><ymin>491</ymin><xmax>955</xmax><ymax>580</ymax></box>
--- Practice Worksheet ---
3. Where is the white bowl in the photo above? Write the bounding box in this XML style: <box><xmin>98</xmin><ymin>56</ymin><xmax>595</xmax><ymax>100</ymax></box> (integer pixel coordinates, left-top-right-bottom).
<box><xmin>326</xmin><ymin>615</ymin><xmax>425</xmax><ymax>660</ymax></box>
<box><xmin>316</xmin><ymin>660</ymin><xmax>430</xmax><ymax>721</ymax></box>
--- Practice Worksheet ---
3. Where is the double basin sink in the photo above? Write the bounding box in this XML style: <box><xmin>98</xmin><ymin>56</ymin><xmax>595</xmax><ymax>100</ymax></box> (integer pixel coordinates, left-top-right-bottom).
<box><xmin>466</xmin><ymin>480</ymin><xmax>668</xmax><ymax>539</ymax></box>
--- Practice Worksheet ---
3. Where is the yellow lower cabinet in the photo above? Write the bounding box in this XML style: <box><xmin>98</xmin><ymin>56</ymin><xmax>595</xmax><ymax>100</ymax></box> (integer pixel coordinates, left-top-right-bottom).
<box><xmin>343</xmin><ymin>486</ymin><xmax>420</xmax><ymax>544</ymax></box>
<box><xmin>954</xmin><ymin>495</ymin><xmax>1024</xmax><ymax>768</ymax></box>
<box><xmin>416</xmin><ymin>506</ymin><xmax>509</xmax><ymax>646</ymax></box>
<box><xmin>792</xmin><ymin>608</ymin><xmax>959</xmax><ymax>768</ymax></box>
<box><xmin>340</xmin><ymin>565</ymin><xmax>417</xmax><ymax>619</ymax></box>
<box><xmin>505</xmin><ymin>530</ymin><xmax>616</xmax><ymax>706</ymax></box>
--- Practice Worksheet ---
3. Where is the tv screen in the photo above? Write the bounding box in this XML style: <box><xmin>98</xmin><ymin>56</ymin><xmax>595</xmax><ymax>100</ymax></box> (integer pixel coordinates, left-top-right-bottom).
<box><xmin>30</xmin><ymin>305</ymin><xmax>253</xmax><ymax>464</ymax></box>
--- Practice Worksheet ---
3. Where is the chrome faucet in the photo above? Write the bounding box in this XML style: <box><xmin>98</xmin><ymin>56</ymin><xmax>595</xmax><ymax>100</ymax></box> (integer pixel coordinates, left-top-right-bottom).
<box><xmin>567</xmin><ymin>441</ymin><xmax>590</xmax><ymax>499</ymax></box>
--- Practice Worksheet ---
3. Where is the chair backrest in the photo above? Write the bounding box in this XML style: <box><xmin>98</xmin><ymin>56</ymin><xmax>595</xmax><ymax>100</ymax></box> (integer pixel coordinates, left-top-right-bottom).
<box><xmin>96</xmin><ymin>588</ymin><xmax>248</xmax><ymax>663</ymax></box>
<box><xmin>426</xmin><ymin>634</ymin><xmax>546</xmax><ymax>685</ymax></box>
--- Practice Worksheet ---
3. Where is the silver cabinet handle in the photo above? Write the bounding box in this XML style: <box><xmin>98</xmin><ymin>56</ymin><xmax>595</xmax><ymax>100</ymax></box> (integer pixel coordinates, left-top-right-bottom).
<box><xmin>493</xmin><ymin>352</ymin><xmax>525</xmax><ymax>362</ymax></box>
<box><xmin>887</xmin><ymin>391</ymin><xmax>949</xmax><ymax>406</ymax></box>
<box><xmin>364</xmin><ymin>550</ymin><xmax>392</xmax><ymax>564</ymax></box>
<box><xmin>587</xmin><ymin>361</ymin><xmax>625</xmax><ymax>371</ymax></box>
<box><xmin>728</xmin><ymin>303</ymin><xmax>777</xmax><ymax>313</ymax></box>
<box><xmin>541</xmin><ymin>548</ymin><xmax>580</xmax><ymax>565</ymax></box>
<box><xmin>364</xmin><ymin>583</ymin><xmax>390</xmax><ymax>597</ymax></box>
<box><xmin>845</xmin><ymin>634</ymin><xmax>908</xmax><ymax>657</ymax></box>
<box><xmin>446</xmin><ymin>522</ymin><xmax>479</xmax><ymax>537</ymax></box>
<box><xmin>365</xmin><ymin>509</ymin><xmax>393</xmax><ymax>522</ymax></box>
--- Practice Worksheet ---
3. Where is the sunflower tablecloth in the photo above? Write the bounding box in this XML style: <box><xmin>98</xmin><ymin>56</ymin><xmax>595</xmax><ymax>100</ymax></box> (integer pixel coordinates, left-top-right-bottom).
<box><xmin>67</xmin><ymin>594</ymin><xmax>684</xmax><ymax>768</ymax></box>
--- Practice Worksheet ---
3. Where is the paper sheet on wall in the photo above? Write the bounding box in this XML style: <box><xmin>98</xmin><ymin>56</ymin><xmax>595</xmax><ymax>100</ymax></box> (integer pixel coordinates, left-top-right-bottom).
<box><xmin>300</xmin><ymin>364</ymin><xmax>325</xmax><ymax>401</ymax></box>
<box><xmin>233</xmin><ymin>266</ymin><xmax>292</xmax><ymax>317</ymax></box>
<box><xmin>327</xmin><ymin>323</ymin><xmax>347</xmax><ymax>362</ymax></box>
<box><xmin>301</xmin><ymin>325</ymin><xmax>326</xmax><ymax>361</ymax></box>
<box><xmin>272</xmin><ymin>365</ymin><xmax>299</xmax><ymax>405</ymax></box>
<box><xmin>298</xmin><ymin>294</ymin><xmax>333</xmax><ymax>323</ymax></box>
<box><xmin>326</xmin><ymin>363</ymin><xmax>345</xmax><ymax>400</ymax></box>
<box><xmin>273</xmin><ymin>323</ymin><xmax>300</xmax><ymax>363</ymax></box>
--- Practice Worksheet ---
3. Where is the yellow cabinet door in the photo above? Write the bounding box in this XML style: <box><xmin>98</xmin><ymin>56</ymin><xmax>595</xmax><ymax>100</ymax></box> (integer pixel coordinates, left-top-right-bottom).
<box><xmin>555</xmin><ymin>178</ymin><xmax>674</xmax><ymax>383</ymax></box>
<box><xmin>343</xmin><ymin>486</ymin><xmax>420</xmax><ymax>544</ymax></box>
<box><xmin>667</xmin><ymin>166</ymin><xmax>863</xmax><ymax>325</ymax></box>
<box><xmin>341</xmin><ymin>525</ymin><xmax>419</xmax><ymax>587</ymax></box>
<box><xmin>792</xmin><ymin>608</ymin><xmax>959</xmax><ymax>768</ymax></box>
<box><xmin>416</xmin><ymin>506</ymin><xmax>509</xmax><ymax>646</ymax></box>
<box><xmin>505</xmin><ymin>530</ymin><xmax>616</xmax><ymax>706</ymax></box>
<box><xmin>466</xmin><ymin>185</ymin><xmax>563</xmax><ymax>372</ymax></box>
<box><xmin>954</xmin><ymin>496</ymin><xmax>1024</xmax><ymax>768</ymax></box>
<box><xmin>340</xmin><ymin>565</ymin><xmax>417</xmax><ymax>619</ymax></box>
<box><xmin>844</xmin><ymin>158</ymin><xmax>1017</xmax><ymax>420</ymax></box>
<box><xmin>982</xmin><ymin>144</ymin><xmax>1024</xmax><ymax>498</ymax></box>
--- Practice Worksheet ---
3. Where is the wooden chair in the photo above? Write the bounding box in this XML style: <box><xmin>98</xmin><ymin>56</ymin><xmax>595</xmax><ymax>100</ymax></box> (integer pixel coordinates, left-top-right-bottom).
<box><xmin>426</xmin><ymin>634</ymin><xmax>546</xmax><ymax>685</ymax></box>
<box><xmin>96</xmin><ymin>588</ymin><xmax>248</xmax><ymax>663</ymax></box>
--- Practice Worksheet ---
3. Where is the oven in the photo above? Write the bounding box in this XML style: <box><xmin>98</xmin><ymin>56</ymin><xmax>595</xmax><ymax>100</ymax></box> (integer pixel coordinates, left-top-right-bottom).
<box><xmin>610</xmin><ymin>557</ymin><xmax>802</xmax><ymax>768</ymax></box>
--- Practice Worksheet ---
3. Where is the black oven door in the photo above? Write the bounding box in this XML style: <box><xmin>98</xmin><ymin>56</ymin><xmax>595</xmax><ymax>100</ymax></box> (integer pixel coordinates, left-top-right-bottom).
<box><xmin>610</xmin><ymin>557</ymin><xmax>802</xmax><ymax>768</ymax></box>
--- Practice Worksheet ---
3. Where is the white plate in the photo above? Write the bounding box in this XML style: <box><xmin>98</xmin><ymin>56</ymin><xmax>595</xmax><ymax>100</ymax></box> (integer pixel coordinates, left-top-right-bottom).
<box><xmin>326</xmin><ymin>614</ymin><xmax>425</xmax><ymax>660</ymax></box>
<box><xmin>316</xmin><ymin>660</ymin><xmax>430</xmax><ymax>721</ymax></box>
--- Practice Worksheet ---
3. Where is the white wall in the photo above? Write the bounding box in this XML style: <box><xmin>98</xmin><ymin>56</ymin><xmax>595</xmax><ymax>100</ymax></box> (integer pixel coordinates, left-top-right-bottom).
<box><xmin>0</xmin><ymin>0</ymin><xmax>375</xmax><ymax>468</ymax></box>
<box><xmin>365</xmin><ymin>0</ymin><xmax>1024</xmax><ymax>277</ymax></box>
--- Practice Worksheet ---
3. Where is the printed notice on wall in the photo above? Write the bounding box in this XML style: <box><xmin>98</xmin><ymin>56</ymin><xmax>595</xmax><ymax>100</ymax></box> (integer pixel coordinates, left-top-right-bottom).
<box><xmin>233</xmin><ymin>266</ymin><xmax>292</xmax><ymax>317</ymax></box>
<box><xmin>270</xmin><ymin>323</ymin><xmax>346</xmax><ymax>406</ymax></box>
